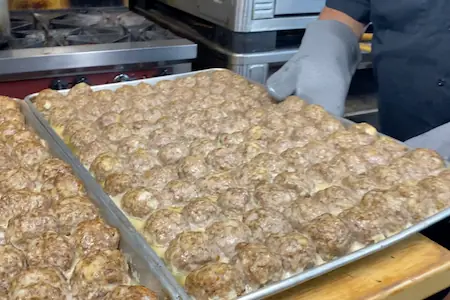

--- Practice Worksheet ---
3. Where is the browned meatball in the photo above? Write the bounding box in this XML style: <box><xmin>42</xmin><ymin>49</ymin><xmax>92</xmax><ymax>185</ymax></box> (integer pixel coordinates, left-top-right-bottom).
<box><xmin>367</xmin><ymin>165</ymin><xmax>403</xmax><ymax>189</ymax></box>
<box><xmin>206</xmin><ymin>220</ymin><xmax>252</xmax><ymax>258</ymax></box>
<box><xmin>92</xmin><ymin>89</ymin><xmax>115</xmax><ymax>103</ymax></box>
<box><xmin>139</xmin><ymin>165</ymin><xmax>178</xmax><ymax>191</ymax></box>
<box><xmin>5</xmin><ymin>211</ymin><xmax>59</xmax><ymax>249</ymax></box>
<box><xmin>231</xmin><ymin>242</ymin><xmax>283</xmax><ymax>289</ymax></box>
<box><xmin>373</xmin><ymin>136</ymin><xmax>408</xmax><ymax>159</ymax></box>
<box><xmin>243</xmin><ymin>208</ymin><xmax>293</xmax><ymax>241</ymax></box>
<box><xmin>0</xmin><ymin>150</ymin><xmax>18</xmax><ymax>172</ymax></box>
<box><xmin>158</xmin><ymin>141</ymin><xmax>190</xmax><ymax>165</ymax></box>
<box><xmin>303</xmin><ymin>213</ymin><xmax>353</xmax><ymax>261</ymax></box>
<box><xmin>329</xmin><ymin>149</ymin><xmax>369</xmax><ymax>175</ymax></box>
<box><xmin>47</xmin><ymin>106</ymin><xmax>76</xmax><ymax>128</ymax></box>
<box><xmin>69</xmin><ymin>82</ymin><xmax>92</xmax><ymax>96</ymax></box>
<box><xmin>96</xmin><ymin>112</ymin><xmax>121</xmax><ymax>129</ymax></box>
<box><xmin>119</xmin><ymin>108</ymin><xmax>146</xmax><ymax>123</ymax></box>
<box><xmin>0</xmin><ymin>120</ymin><xmax>25</xmax><ymax>142</ymax></box>
<box><xmin>246</xmin><ymin>125</ymin><xmax>278</xmax><ymax>141</ymax></box>
<box><xmin>265</xmin><ymin>233</ymin><xmax>317</xmax><ymax>273</ymax></box>
<box><xmin>280</xmin><ymin>147</ymin><xmax>310</xmax><ymax>169</ymax></box>
<box><xmin>177</xmin><ymin>155</ymin><xmax>210</xmax><ymax>180</ymax></box>
<box><xmin>196</xmin><ymin>171</ymin><xmax>236</xmax><ymax>197</ymax></box>
<box><xmin>300</xmin><ymin>104</ymin><xmax>329</xmax><ymax>122</ymax></box>
<box><xmin>354</xmin><ymin>144</ymin><xmax>392</xmax><ymax>167</ymax></box>
<box><xmin>0</xmin><ymin>190</ymin><xmax>51</xmax><ymax>229</ymax></box>
<box><xmin>25</xmin><ymin>232</ymin><xmax>75</xmax><ymax>274</ymax></box>
<box><xmin>217</xmin><ymin>188</ymin><xmax>255</xmax><ymax>219</ymax></box>
<box><xmin>418</xmin><ymin>176</ymin><xmax>450</xmax><ymax>210</ymax></box>
<box><xmin>69</xmin><ymin>127</ymin><xmax>98</xmax><ymax>151</ymax></box>
<box><xmin>0</xmin><ymin>95</ymin><xmax>22</xmax><ymax>110</ymax></box>
<box><xmin>341</xmin><ymin>173</ymin><xmax>379</xmax><ymax>198</ymax></box>
<box><xmin>43</xmin><ymin>173</ymin><xmax>86</xmax><ymax>202</ymax></box>
<box><xmin>148</xmin><ymin>127</ymin><xmax>178</xmax><ymax>147</ymax></box>
<box><xmin>121</xmin><ymin>188</ymin><xmax>160</xmax><ymax>219</ymax></box>
<box><xmin>403</xmin><ymin>148</ymin><xmax>445</xmax><ymax>173</ymax></box>
<box><xmin>5</xmin><ymin>129</ymin><xmax>40</xmax><ymax>149</ymax></box>
<box><xmin>142</xmin><ymin>209</ymin><xmax>188</xmax><ymax>247</ymax></box>
<box><xmin>305</xmin><ymin>161</ymin><xmax>349</xmax><ymax>192</ymax></box>
<box><xmin>325</xmin><ymin>130</ymin><xmax>361</xmax><ymax>151</ymax></box>
<box><xmin>338</xmin><ymin>206</ymin><xmax>386</xmax><ymax>245</ymax></box>
<box><xmin>129</xmin><ymin>120</ymin><xmax>158</xmax><ymax>137</ymax></box>
<box><xmin>301</xmin><ymin>141</ymin><xmax>340</xmax><ymax>165</ymax></box>
<box><xmin>9</xmin><ymin>267</ymin><xmax>68</xmax><ymax>300</ymax></box>
<box><xmin>390</xmin><ymin>157</ymin><xmax>430</xmax><ymax>182</ymax></box>
<box><xmin>314</xmin><ymin>186</ymin><xmax>359</xmax><ymax>216</ymax></box>
<box><xmin>0</xmin><ymin>168</ymin><xmax>34</xmax><ymax>194</ymax></box>
<box><xmin>206</xmin><ymin>147</ymin><xmax>244</xmax><ymax>171</ymax></box>
<box><xmin>165</xmin><ymin>231</ymin><xmax>220</xmax><ymax>274</ymax></box>
<box><xmin>217</xmin><ymin>131</ymin><xmax>246</xmax><ymax>147</ymax></box>
<box><xmin>72</xmin><ymin>218</ymin><xmax>120</xmax><ymax>257</ymax></box>
<box><xmin>236</xmin><ymin>140</ymin><xmax>268</xmax><ymax>162</ymax></box>
<box><xmin>116</xmin><ymin>135</ymin><xmax>148</xmax><ymax>155</ymax></box>
<box><xmin>182</xmin><ymin>198</ymin><xmax>223</xmax><ymax>229</ymax></box>
<box><xmin>37</xmin><ymin>158</ymin><xmax>72</xmax><ymax>182</ymax></box>
<box><xmin>159</xmin><ymin>179</ymin><xmax>199</xmax><ymax>206</ymax></box>
<box><xmin>284</xmin><ymin>197</ymin><xmax>329</xmax><ymax>229</ymax></box>
<box><xmin>273</xmin><ymin>171</ymin><xmax>312</xmax><ymax>196</ymax></box>
<box><xmin>103</xmin><ymin>172</ymin><xmax>135</xmax><ymax>196</ymax></box>
<box><xmin>244</xmin><ymin>107</ymin><xmax>268</xmax><ymax>125</ymax></box>
<box><xmin>104</xmin><ymin>122</ymin><xmax>132</xmax><ymax>142</ymax></box>
<box><xmin>54</xmin><ymin>196</ymin><xmax>98</xmax><ymax>234</ymax></box>
<box><xmin>71</xmin><ymin>250</ymin><xmax>130</xmax><ymax>300</ymax></box>
<box><xmin>290</xmin><ymin>125</ymin><xmax>323</xmax><ymax>146</ymax></box>
<box><xmin>185</xmin><ymin>262</ymin><xmax>246</xmax><ymax>300</ymax></box>
<box><xmin>254</xmin><ymin>183</ymin><xmax>297</xmax><ymax>213</ymax></box>
<box><xmin>14</xmin><ymin>140</ymin><xmax>50</xmax><ymax>169</ymax></box>
<box><xmin>0</xmin><ymin>245</ymin><xmax>26</xmax><ymax>294</ymax></box>
<box><xmin>90</xmin><ymin>152</ymin><xmax>124</xmax><ymax>182</ymax></box>
<box><xmin>78</xmin><ymin>139</ymin><xmax>114</xmax><ymax>168</ymax></box>
<box><xmin>126</xmin><ymin>149</ymin><xmax>161</xmax><ymax>175</ymax></box>
<box><xmin>316</xmin><ymin>115</ymin><xmax>345</xmax><ymax>136</ymax></box>
<box><xmin>105</xmin><ymin>285</ymin><xmax>158</xmax><ymax>300</ymax></box>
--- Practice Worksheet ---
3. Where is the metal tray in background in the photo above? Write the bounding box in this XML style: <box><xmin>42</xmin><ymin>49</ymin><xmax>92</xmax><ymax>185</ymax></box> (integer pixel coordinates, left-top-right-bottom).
<box><xmin>18</xmin><ymin>100</ymin><xmax>189</xmax><ymax>300</ymax></box>
<box><xmin>24</xmin><ymin>69</ymin><xmax>450</xmax><ymax>300</ymax></box>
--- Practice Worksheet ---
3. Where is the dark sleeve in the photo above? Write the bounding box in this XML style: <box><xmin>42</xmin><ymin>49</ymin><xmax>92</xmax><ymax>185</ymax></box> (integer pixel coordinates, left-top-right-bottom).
<box><xmin>326</xmin><ymin>0</ymin><xmax>371</xmax><ymax>24</ymax></box>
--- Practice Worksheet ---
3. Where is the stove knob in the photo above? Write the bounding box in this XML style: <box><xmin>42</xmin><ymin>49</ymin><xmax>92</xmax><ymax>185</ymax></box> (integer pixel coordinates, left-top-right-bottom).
<box><xmin>50</xmin><ymin>79</ymin><xmax>68</xmax><ymax>90</ymax></box>
<box><xmin>114</xmin><ymin>74</ymin><xmax>131</xmax><ymax>83</ymax></box>
<box><xmin>73</xmin><ymin>76</ymin><xmax>90</xmax><ymax>86</ymax></box>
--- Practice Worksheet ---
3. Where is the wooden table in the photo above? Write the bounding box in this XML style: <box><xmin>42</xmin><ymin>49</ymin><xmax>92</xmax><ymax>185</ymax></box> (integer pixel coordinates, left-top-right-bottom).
<box><xmin>275</xmin><ymin>234</ymin><xmax>450</xmax><ymax>300</ymax></box>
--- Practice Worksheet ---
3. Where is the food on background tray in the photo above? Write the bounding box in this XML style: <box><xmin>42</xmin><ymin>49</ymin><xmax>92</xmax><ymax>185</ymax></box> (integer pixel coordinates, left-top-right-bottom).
<box><xmin>30</xmin><ymin>70</ymin><xmax>450</xmax><ymax>300</ymax></box>
<box><xmin>0</xmin><ymin>96</ymin><xmax>157</xmax><ymax>299</ymax></box>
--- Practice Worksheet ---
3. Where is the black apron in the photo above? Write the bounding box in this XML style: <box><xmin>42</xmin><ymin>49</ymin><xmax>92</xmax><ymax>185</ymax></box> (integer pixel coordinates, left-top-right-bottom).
<box><xmin>371</xmin><ymin>0</ymin><xmax>450</xmax><ymax>250</ymax></box>
<box><xmin>371</xmin><ymin>0</ymin><xmax>450</xmax><ymax>142</ymax></box>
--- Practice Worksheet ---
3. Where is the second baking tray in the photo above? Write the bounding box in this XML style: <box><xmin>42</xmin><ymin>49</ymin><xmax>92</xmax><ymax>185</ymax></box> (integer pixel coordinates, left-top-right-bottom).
<box><xmin>24</xmin><ymin>69</ymin><xmax>450</xmax><ymax>300</ymax></box>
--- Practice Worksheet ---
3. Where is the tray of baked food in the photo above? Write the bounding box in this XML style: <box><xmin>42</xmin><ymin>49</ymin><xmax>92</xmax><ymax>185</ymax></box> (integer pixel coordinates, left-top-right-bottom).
<box><xmin>0</xmin><ymin>96</ymin><xmax>186</xmax><ymax>299</ymax></box>
<box><xmin>23</xmin><ymin>69</ymin><xmax>450</xmax><ymax>300</ymax></box>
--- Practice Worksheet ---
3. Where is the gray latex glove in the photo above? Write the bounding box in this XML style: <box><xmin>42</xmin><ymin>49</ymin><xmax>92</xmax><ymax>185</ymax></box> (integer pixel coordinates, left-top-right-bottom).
<box><xmin>405</xmin><ymin>122</ymin><xmax>450</xmax><ymax>161</ymax></box>
<box><xmin>266</xmin><ymin>20</ymin><xmax>362</xmax><ymax>116</ymax></box>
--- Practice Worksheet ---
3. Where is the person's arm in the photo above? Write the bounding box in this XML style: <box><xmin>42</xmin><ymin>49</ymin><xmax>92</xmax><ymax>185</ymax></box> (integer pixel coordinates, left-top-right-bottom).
<box><xmin>266</xmin><ymin>1</ymin><xmax>370</xmax><ymax>116</ymax></box>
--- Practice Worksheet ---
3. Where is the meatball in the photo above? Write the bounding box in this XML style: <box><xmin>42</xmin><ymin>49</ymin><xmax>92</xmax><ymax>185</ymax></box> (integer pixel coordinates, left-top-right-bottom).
<box><xmin>105</xmin><ymin>285</ymin><xmax>158</xmax><ymax>300</ymax></box>
<box><xmin>130</xmin><ymin>120</ymin><xmax>158</xmax><ymax>137</ymax></box>
<box><xmin>71</xmin><ymin>250</ymin><xmax>130</xmax><ymax>300</ymax></box>
<box><xmin>206</xmin><ymin>147</ymin><xmax>244</xmax><ymax>171</ymax></box>
<box><xmin>25</xmin><ymin>232</ymin><xmax>75</xmax><ymax>273</ymax></box>
<box><xmin>158</xmin><ymin>141</ymin><xmax>190</xmax><ymax>165</ymax></box>
<box><xmin>189</xmin><ymin>139</ymin><xmax>217</xmax><ymax>157</ymax></box>
<box><xmin>236</xmin><ymin>140</ymin><xmax>268</xmax><ymax>162</ymax></box>
<box><xmin>48</xmin><ymin>106</ymin><xmax>76</xmax><ymax>128</ymax></box>
<box><xmin>185</xmin><ymin>262</ymin><xmax>245</xmax><ymax>300</ymax></box>
<box><xmin>69</xmin><ymin>127</ymin><xmax>98</xmax><ymax>151</ymax></box>
<box><xmin>9</xmin><ymin>267</ymin><xmax>68</xmax><ymax>300</ymax></box>
<box><xmin>90</xmin><ymin>152</ymin><xmax>124</xmax><ymax>182</ymax></box>
<box><xmin>14</xmin><ymin>140</ymin><xmax>50</xmax><ymax>169</ymax></box>
<box><xmin>314</xmin><ymin>186</ymin><xmax>359</xmax><ymax>216</ymax></box>
<box><xmin>290</xmin><ymin>125</ymin><xmax>323</xmax><ymax>146</ymax></box>
<box><xmin>0</xmin><ymin>190</ymin><xmax>51</xmax><ymax>229</ymax></box>
<box><xmin>165</xmin><ymin>231</ymin><xmax>220</xmax><ymax>274</ymax></box>
<box><xmin>341</xmin><ymin>173</ymin><xmax>379</xmax><ymax>197</ymax></box>
<box><xmin>317</xmin><ymin>115</ymin><xmax>345</xmax><ymax>136</ymax></box>
<box><xmin>126</xmin><ymin>149</ymin><xmax>161</xmax><ymax>175</ymax></box>
<box><xmin>182</xmin><ymin>198</ymin><xmax>223</xmax><ymax>229</ymax></box>
<box><xmin>300</xmin><ymin>104</ymin><xmax>329</xmax><ymax>122</ymax></box>
<box><xmin>390</xmin><ymin>157</ymin><xmax>430</xmax><ymax>182</ymax></box>
<box><xmin>69</xmin><ymin>82</ymin><xmax>92</xmax><ymax>96</ymax></box>
<box><xmin>47</xmin><ymin>173</ymin><xmax>86</xmax><ymax>202</ymax></box>
<box><xmin>329</xmin><ymin>150</ymin><xmax>369</xmax><ymax>175</ymax></box>
<box><xmin>244</xmin><ymin>107</ymin><xmax>268</xmax><ymax>125</ymax></box>
<box><xmin>367</xmin><ymin>165</ymin><xmax>403</xmax><ymax>189</ymax></box>
<box><xmin>5</xmin><ymin>129</ymin><xmax>40</xmax><ymax>149</ymax></box>
<box><xmin>96</xmin><ymin>112</ymin><xmax>121</xmax><ymax>129</ymax></box>
<box><xmin>177</xmin><ymin>155</ymin><xmax>209</xmax><ymax>180</ymax></box>
<box><xmin>142</xmin><ymin>209</ymin><xmax>188</xmax><ymax>247</ymax></box>
<box><xmin>404</xmin><ymin>148</ymin><xmax>445</xmax><ymax>173</ymax></box>
<box><xmin>121</xmin><ymin>188</ymin><xmax>160</xmax><ymax>219</ymax></box>
<box><xmin>78</xmin><ymin>139</ymin><xmax>114</xmax><ymax>168</ymax></box>
<box><xmin>5</xmin><ymin>211</ymin><xmax>59</xmax><ymax>249</ymax></box>
<box><xmin>0</xmin><ymin>120</ymin><xmax>25</xmax><ymax>142</ymax></box>
<box><xmin>103</xmin><ymin>172</ymin><xmax>135</xmax><ymax>196</ymax></box>
<box><xmin>284</xmin><ymin>197</ymin><xmax>329</xmax><ymax>229</ymax></box>
<box><xmin>119</xmin><ymin>108</ymin><xmax>146</xmax><ymax>123</ymax></box>
<box><xmin>418</xmin><ymin>176</ymin><xmax>450</xmax><ymax>210</ymax></box>
<box><xmin>139</xmin><ymin>165</ymin><xmax>178</xmax><ymax>191</ymax></box>
<box><xmin>93</xmin><ymin>89</ymin><xmax>115</xmax><ymax>103</ymax></box>
<box><xmin>0</xmin><ymin>245</ymin><xmax>27</xmax><ymax>294</ymax></box>
<box><xmin>338</xmin><ymin>206</ymin><xmax>387</xmax><ymax>245</ymax></box>
<box><xmin>355</xmin><ymin>145</ymin><xmax>392</xmax><ymax>167</ymax></box>
<box><xmin>37</xmin><ymin>158</ymin><xmax>72</xmax><ymax>182</ymax></box>
<box><xmin>273</xmin><ymin>171</ymin><xmax>312</xmax><ymax>196</ymax></box>
<box><xmin>0</xmin><ymin>95</ymin><xmax>21</xmax><ymax>110</ymax></box>
<box><xmin>231</xmin><ymin>243</ymin><xmax>283</xmax><ymax>289</ymax></box>
<box><xmin>301</xmin><ymin>141</ymin><xmax>340</xmax><ymax>165</ymax></box>
<box><xmin>206</xmin><ymin>220</ymin><xmax>252</xmax><ymax>258</ymax></box>
<box><xmin>280</xmin><ymin>147</ymin><xmax>310</xmax><ymax>169</ymax></box>
<box><xmin>72</xmin><ymin>218</ymin><xmax>120</xmax><ymax>257</ymax></box>
<box><xmin>54</xmin><ymin>196</ymin><xmax>98</xmax><ymax>234</ymax></box>
<box><xmin>217</xmin><ymin>131</ymin><xmax>246</xmax><ymax>147</ymax></box>
<box><xmin>253</xmin><ymin>183</ymin><xmax>297</xmax><ymax>213</ymax></box>
<box><xmin>104</xmin><ymin>122</ymin><xmax>132</xmax><ymax>142</ymax></box>
<box><xmin>278</xmin><ymin>95</ymin><xmax>306</xmax><ymax>113</ymax></box>
<box><xmin>306</xmin><ymin>161</ymin><xmax>349</xmax><ymax>191</ymax></box>
<box><xmin>196</xmin><ymin>171</ymin><xmax>236</xmax><ymax>197</ymax></box>
<box><xmin>148</xmin><ymin>128</ymin><xmax>178</xmax><ymax>147</ymax></box>
<box><xmin>217</xmin><ymin>188</ymin><xmax>255</xmax><ymax>219</ymax></box>
<box><xmin>159</xmin><ymin>180</ymin><xmax>199</xmax><ymax>206</ymax></box>
<box><xmin>303</xmin><ymin>213</ymin><xmax>353</xmax><ymax>261</ymax></box>
<box><xmin>265</xmin><ymin>233</ymin><xmax>317</xmax><ymax>273</ymax></box>
<box><xmin>0</xmin><ymin>168</ymin><xmax>34</xmax><ymax>194</ymax></box>
<box><xmin>243</xmin><ymin>208</ymin><xmax>293</xmax><ymax>241</ymax></box>
<box><xmin>373</xmin><ymin>136</ymin><xmax>408</xmax><ymax>159</ymax></box>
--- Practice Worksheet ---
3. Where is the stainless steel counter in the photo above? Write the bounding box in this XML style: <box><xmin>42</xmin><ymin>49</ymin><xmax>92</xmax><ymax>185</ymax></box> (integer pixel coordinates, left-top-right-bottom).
<box><xmin>0</xmin><ymin>39</ymin><xmax>197</xmax><ymax>77</ymax></box>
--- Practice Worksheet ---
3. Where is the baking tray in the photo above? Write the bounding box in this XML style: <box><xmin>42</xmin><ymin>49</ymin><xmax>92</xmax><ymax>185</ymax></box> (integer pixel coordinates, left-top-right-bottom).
<box><xmin>23</xmin><ymin>69</ymin><xmax>450</xmax><ymax>300</ymax></box>
<box><xmin>17</xmin><ymin>100</ymin><xmax>188</xmax><ymax>300</ymax></box>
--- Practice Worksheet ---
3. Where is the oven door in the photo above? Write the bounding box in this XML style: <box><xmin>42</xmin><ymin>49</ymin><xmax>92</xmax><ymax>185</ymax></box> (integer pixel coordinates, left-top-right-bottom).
<box><xmin>273</xmin><ymin>0</ymin><xmax>325</xmax><ymax>15</ymax></box>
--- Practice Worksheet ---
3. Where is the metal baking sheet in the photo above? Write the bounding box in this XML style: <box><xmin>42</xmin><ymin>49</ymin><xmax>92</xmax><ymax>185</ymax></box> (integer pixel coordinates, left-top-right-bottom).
<box><xmin>18</xmin><ymin>100</ymin><xmax>188</xmax><ymax>300</ymax></box>
<box><xmin>23</xmin><ymin>69</ymin><xmax>450</xmax><ymax>300</ymax></box>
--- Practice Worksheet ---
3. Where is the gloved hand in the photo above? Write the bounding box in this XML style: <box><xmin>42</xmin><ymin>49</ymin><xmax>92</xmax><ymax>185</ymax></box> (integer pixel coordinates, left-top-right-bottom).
<box><xmin>405</xmin><ymin>122</ymin><xmax>450</xmax><ymax>161</ymax></box>
<box><xmin>266</xmin><ymin>20</ymin><xmax>362</xmax><ymax>116</ymax></box>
